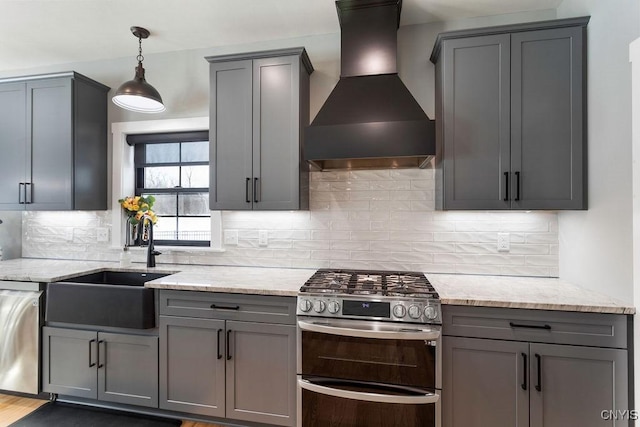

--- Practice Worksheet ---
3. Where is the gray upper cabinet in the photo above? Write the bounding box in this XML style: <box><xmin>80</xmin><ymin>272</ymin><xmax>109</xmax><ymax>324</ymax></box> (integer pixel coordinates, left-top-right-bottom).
<box><xmin>0</xmin><ymin>72</ymin><xmax>109</xmax><ymax>211</ymax></box>
<box><xmin>432</xmin><ymin>17</ymin><xmax>589</xmax><ymax>210</ymax></box>
<box><xmin>207</xmin><ymin>48</ymin><xmax>313</xmax><ymax>211</ymax></box>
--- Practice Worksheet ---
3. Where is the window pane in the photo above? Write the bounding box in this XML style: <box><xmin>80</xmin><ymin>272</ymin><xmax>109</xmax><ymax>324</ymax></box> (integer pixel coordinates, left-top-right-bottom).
<box><xmin>145</xmin><ymin>166</ymin><xmax>179</xmax><ymax>188</ymax></box>
<box><xmin>181</xmin><ymin>165</ymin><xmax>209</xmax><ymax>188</ymax></box>
<box><xmin>143</xmin><ymin>193</ymin><xmax>177</xmax><ymax>216</ymax></box>
<box><xmin>178</xmin><ymin>217</ymin><xmax>211</xmax><ymax>241</ymax></box>
<box><xmin>146</xmin><ymin>143</ymin><xmax>179</xmax><ymax>163</ymax></box>
<box><xmin>179</xmin><ymin>193</ymin><xmax>209</xmax><ymax>216</ymax></box>
<box><xmin>181</xmin><ymin>141</ymin><xmax>208</xmax><ymax>162</ymax></box>
<box><xmin>154</xmin><ymin>217</ymin><xmax>178</xmax><ymax>241</ymax></box>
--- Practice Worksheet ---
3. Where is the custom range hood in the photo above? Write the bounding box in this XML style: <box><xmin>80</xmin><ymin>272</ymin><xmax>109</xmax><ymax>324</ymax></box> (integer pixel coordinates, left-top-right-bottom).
<box><xmin>305</xmin><ymin>0</ymin><xmax>435</xmax><ymax>170</ymax></box>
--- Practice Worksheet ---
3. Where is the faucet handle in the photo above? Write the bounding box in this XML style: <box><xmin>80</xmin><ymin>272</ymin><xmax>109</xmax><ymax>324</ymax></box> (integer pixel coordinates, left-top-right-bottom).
<box><xmin>152</xmin><ymin>250</ymin><xmax>162</xmax><ymax>256</ymax></box>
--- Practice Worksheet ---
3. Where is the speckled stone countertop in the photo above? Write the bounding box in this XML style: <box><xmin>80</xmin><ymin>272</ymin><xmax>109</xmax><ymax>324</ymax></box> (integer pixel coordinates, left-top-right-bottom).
<box><xmin>0</xmin><ymin>258</ymin><xmax>634</xmax><ymax>314</ymax></box>
<box><xmin>429</xmin><ymin>273</ymin><xmax>635</xmax><ymax>314</ymax></box>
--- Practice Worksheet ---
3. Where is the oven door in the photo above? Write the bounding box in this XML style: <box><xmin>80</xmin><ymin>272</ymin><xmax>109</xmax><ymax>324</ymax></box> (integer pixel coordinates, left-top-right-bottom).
<box><xmin>298</xmin><ymin>318</ymin><xmax>440</xmax><ymax>389</ymax></box>
<box><xmin>297</xmin><ymin>318</ymin><xmax>441</xmax><ymax>427</ymax></box>
<box><xmin>298</xmin><ymin>376</ymin><xmax>439</xmax><ymax>427</ymax></box>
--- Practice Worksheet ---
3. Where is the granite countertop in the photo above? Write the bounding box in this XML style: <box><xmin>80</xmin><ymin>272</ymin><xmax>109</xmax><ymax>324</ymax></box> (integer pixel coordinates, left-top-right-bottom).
<box><xmin>0</xmin><ymin>258</ymin><xmax>634</xmax><ymax>314</ymax></box>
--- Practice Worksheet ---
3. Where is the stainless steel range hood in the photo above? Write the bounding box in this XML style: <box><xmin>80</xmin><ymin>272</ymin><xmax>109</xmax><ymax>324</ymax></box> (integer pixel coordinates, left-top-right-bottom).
<box><xmin>304</xmin><ymin>0</ymin><xmax>435</xmax><ymax>170</ymax></box>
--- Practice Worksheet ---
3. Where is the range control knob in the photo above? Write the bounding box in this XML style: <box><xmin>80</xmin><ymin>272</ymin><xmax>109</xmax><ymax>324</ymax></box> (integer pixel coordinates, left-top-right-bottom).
<box><xmin>298</xmin><ymin>299</ymin><xmax>312</xmax><ymax>313</ymax></box>
<box><xmin>408</xmin><ymin>305</ymin><xmax>422</xmax><ymax>319</ymax></box>
<box><xmin>328</xmin><ymin>301</ymin><xmax>340</xmax><ymax>314</ymax></box>
<box><xmin>314</xmin><ymin>300</ymin><xmax>326</xmax><ymax>313</ymax></box>
<box><xmin>392</xmin><ymin>304</ymin><xmax>406</xmax><ymax>318</ymax></box>
<box><xmin>424</xmin><ymin>306</ymin><xmax>438</xmax><ymax>320</ymax></box>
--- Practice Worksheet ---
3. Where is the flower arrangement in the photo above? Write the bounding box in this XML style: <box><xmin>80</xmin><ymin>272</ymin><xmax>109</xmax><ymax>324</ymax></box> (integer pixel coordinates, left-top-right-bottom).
<box><xmin>118</xmin><ymin>195</ymin><xmax>158</xmax><ymax>225</ymax></box>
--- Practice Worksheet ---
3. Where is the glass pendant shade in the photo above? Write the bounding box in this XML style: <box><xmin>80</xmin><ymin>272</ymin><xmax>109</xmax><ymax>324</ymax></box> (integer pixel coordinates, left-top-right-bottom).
<box><xmin>113</xmin><ymin>64</ymin><xmax>165</xmax><ymax>113</ymax></box>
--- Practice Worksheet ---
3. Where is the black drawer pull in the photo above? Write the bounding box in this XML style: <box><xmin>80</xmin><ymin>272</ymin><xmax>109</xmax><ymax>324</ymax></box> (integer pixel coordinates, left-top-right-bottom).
<box><xmin>245</xmin><ymin>177</ymin><xmax>251</xmax><ymax>203</ymax></box>
<box><xmin>226</xmin><ymin>330</ymin><xmax>232</xmax><ymax>361</ymax></box>
<box><xmin>254</xmin><ymin>177</ymin><xmax>259</xmax><ymax>203</ymax></box>
<box><xmin>216</xmin><ymin>328</ymin><xmax>223</xmax><ymax>360</ymax></box>
<box><xmin>535</xmin><ymin>353</ymin><xmax>542</xmax><ymax>392</ymax></box>
<box><xmin>211</xmin><ymin>304</ymin><xmax>240</xmax><ymax>311</ymax></box>
<box><xmin>515</xmin><ymin>171</ymin><xmax>521</xmax><ymax>201</ymax></box>
<box><xmin>509</xmin><ymin>322</ymin><xmax>551</xmax><ymax>330</ymax></box>
<box><xmin>97</xmin><ymin>340</ymin><xmax>105</xmax><ymax>368</ymax></box>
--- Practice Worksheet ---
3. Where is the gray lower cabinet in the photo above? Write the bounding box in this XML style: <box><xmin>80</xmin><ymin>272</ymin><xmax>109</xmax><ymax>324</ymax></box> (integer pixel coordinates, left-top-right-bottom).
<box><xmin>159</xmin><ymin>291</ymin><xmax>297</xmax><ymax>426</ymax></box>
<box><xmin>431</xmin><ymin>17</ymin><xmax>588</xmax><ymax>210</ymax></box>
<box><xmin>42</xmin><ymin>327</ymin><xmax>158</xmax><ymax>408</ymax></box>
<box><xmin>207</xmin><ymin>48</ymin><xmax>313</xmax><ymax>211</ymax></box>
<box><xmin>0</xmin><ymin>72</ymin><xmax>109</xmax><ymax>211</ymax></box>
<box><xmin>442</xmin><ymin>306</ymin><xmax>630</xmax><ymax>427</ymax></box>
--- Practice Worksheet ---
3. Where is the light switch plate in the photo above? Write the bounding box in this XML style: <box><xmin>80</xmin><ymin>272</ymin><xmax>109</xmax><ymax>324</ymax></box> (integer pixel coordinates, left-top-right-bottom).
<box><xmin>224</xmin><ymin>230</ymin><xmax>239</xmax><ymax>246</ymax></box>
<box><xmin>497</xmin><ymin>233</ymin><xmax>510</xmax><ymax>252</ymax></box>
<box><xmin>259</xmin><ymin>230</ymin><xmax>268</xmax><ymax>247</ymax></box>
<box><xmin>96</xmin><ymin>227</ymin><xmax>109</xmax><ymax>242</ymax></box>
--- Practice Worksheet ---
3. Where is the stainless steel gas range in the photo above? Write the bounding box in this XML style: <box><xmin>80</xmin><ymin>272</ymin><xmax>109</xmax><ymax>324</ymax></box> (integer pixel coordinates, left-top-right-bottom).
<box><xmin>296</xmin><ymin>269</ymin><xmax>442</xmax><ymax>427</ymax></box>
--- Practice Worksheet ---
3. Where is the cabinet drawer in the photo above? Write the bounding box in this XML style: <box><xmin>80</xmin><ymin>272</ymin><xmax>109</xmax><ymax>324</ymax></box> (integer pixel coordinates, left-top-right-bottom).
<box><xmin>159</xmin><ymin>290</ymin><xmax>296</xmax><ymax>325</ymax></box>
<box><xmin>443</xmin><ymin>305</ymin><xmax>628</xmax><ymax>349</ymax></box>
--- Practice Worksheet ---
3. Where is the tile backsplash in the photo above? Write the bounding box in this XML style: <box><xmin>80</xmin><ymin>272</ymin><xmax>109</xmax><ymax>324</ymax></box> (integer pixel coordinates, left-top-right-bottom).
<box><xmin>22</xmin><ymin>169</ymin><xmax>559</xmax><ymax>277</ymax></box>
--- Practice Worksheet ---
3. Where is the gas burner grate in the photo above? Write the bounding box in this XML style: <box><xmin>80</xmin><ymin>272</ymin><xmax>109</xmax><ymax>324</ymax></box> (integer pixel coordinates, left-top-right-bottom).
<box><xmin>300</xmin><ymin>269</ymin><xmax>439</xmax><ymax>299</ymax></box>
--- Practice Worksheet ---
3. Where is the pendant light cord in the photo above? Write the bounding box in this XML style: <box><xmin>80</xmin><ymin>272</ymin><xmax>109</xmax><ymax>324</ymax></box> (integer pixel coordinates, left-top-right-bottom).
<box><xmin>137</xmin><ymin>36</ymin><xmax>144</xmax><ymax>64</ymax></box>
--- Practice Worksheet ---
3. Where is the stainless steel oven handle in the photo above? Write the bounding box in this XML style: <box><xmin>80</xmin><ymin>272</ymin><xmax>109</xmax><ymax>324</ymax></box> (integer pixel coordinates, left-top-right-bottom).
<box><xmin>298</xmin><ymin>319</ymin><xmax>440</xmax><ymax>341</ymax></box>
<box><xmin>298</xmin><ymin>379</ymin><xmax>439</xmax><ymax>405</ymax></box>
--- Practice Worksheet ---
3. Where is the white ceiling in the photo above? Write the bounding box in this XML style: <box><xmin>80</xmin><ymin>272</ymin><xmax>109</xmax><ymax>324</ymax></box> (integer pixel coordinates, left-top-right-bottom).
<box><xmin>0</xmin><ymin>0</ymin><xmax>562</xmax><ymax>72</ymax></box>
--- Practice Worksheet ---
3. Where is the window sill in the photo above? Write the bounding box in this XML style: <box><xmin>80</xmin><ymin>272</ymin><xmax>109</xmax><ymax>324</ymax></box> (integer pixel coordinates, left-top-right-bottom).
<box><xmin>121</xmin><ymin>245</ymin><xmax>226</xmax><ymax>254</ymax></box>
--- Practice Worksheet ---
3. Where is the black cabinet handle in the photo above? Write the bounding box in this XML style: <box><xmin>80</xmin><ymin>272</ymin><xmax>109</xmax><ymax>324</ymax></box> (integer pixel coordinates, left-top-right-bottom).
<box><xmin>503</xmin><ymin>172</ymin><xmax>509</xmax><ymax>201</ymax></box>
<box><xmin>217</xmin><ymin>328</ymin><xmax>223</xmax><ymax>360</ymax></box>
<box><xmin>521</xmin><ymin>352</ymin><xmax>527</xmax><ymax>390</ymax></box>
<box><xmin>97</xmin><ymin>340</ymin><xmax>105</xmax><ymax>368</ymax></box>
<box><xmin>89</xmin><ymin>339</ymin><xmax>96</xmax><ymax>367</ymax></box>
<box><xmin>509</xmin><ymin>322</ymin><xmax>551</xmax><ymax>330</ymax></box>
<box><xmin>226</xmin><ymin>330</ymin><xmax>232</xmax><ymax>360</ymax></box>
<box><xmin>210</xmin><ymin>304</ymin><xmax>240</xmax><ymax>311</ymax></box>
<box><xmin>25</xmin><ymin>183</ymin><xmax>32</xmax><ymax>204</ymax></box>
<box><xmin>535</xmin><ymin>353</ymin><xmax>542</xmax><ymax>392</ymax></box>
<box><xmin>515</xmin><ymin>171</ymin><xmax>521</xmax><ymax>201</ymax></box>
<box><xmin>245</xmin><ymin>177</ymin><xmax>251</xmax><ymax>203</ymax></box>
<box><xmin>18</xmin><ymin>183</ymin><xmax>25</xmax><ymax>204</ymax></box>
<box><xmin>254</xmin><ymin>177</ymin><xmax>259</xmax><ymax>203</ymax></box>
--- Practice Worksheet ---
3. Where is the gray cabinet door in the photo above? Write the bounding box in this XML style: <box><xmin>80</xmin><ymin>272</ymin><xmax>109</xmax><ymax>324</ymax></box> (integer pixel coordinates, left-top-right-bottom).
<box><xmin>26</xmin><ymin>78</ymin><xmax>73</xmax><ymax>210</ymax></box>
<box><xmin>529</xmin><ymin>343</ymin><xmax>628</xmax><ymax>427</ymax></box>
<box><xmin>226</xmin><ymin>321</ymin><xmax>296</xmax><ymax>427</ymax></box>
<box><xmin>511</xmin><ymin>27</ymin><xmax>586</xmax><ymax>209</ymax></box>
<box><xmin>97</xmin><ymin>332</ymin><xmax>158</xmax><ymax>408</ymax></box>
<box><xmin>252</xmin><ymin>56</ymin><xmax>300</xmax><ymax>210</ymax></box>
<box><xmin>443</xmin><ymin>336</ymin><xmax>529</xmax><ymax>427</ymax></box>
<box><xmin>0</xmin><ymin>83</ymin><xmax>27</xmax><ymax>210</ymax></box>
<box><xmin>441</xmin><ymin>35</ymin><xmax>511</xmax><ymax>210</ymax></box>
<box><xmin>159</xmin><ymin>315</ymin><xmax>226</xmax><ymax>417</ymax></box>
<box><xmin>209</xmin><ymin>60</ymin><xmax>254</xmax><ymax>210</ymax></box>
<box><xmin>42</xmin><ymin>327</ymin><xmax>97</xmax><ymax>399</ymax></box>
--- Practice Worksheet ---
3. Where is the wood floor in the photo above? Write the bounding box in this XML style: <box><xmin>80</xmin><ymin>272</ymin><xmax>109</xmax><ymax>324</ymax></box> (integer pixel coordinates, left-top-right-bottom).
<box><xmin>0</xmin><ymin>394</ymin><xmax>226</xmax><ymax>427</ymax></box>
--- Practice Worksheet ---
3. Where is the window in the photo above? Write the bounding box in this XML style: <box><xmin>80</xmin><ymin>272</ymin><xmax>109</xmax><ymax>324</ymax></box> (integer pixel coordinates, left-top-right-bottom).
<box><xmin>128</xmin><ymin>131</ymin><xmax>210</xmax><ymax>246</ymax></box>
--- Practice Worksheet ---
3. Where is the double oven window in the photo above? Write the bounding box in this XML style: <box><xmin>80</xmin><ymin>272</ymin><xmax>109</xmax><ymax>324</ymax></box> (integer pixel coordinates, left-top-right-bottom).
<box><xmin>128</xmin><ymin>131</ymin><xmax>210</xmax><ymax>247</ymax></box>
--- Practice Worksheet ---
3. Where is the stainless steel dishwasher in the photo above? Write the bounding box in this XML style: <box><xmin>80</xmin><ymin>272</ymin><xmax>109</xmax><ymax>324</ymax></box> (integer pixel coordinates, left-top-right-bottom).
<box><xmin>0</xmin><ymin>282</ymin><xmax>43</xmax><ymax>395</ymax></box>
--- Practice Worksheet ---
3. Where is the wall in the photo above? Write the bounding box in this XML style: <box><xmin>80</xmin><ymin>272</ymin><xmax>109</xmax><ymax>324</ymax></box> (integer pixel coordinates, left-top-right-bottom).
<box><xmin>14</xmin><ymin>8</ymin><xmax>564</xmax><ymax>277</ymax></box>
<box><xmin>0</xmin><ymin>211</ymin><xmax>22</xmax><ymax>260</ymax></box>
<box><xmin>556</xmin><ymin>0</ymin><xmax>640</xmax><ymax>301</ymax></box>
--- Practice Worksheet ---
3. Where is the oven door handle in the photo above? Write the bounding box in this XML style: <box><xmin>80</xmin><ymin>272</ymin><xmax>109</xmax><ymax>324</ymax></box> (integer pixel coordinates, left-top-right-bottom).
<box><xmin>297</xmin><ymin>319</ymin><xmax>440</xmax><ymax>341</ymax></box>
<box><xmin>298</xmin><ymin>378</ymin><xmax>439</xmax><ymax>405</ymax></box>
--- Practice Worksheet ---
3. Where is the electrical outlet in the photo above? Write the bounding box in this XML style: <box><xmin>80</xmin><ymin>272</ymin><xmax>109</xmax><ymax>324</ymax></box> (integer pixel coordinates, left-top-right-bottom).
<box><xmin>497</xmin><ymin>233</ymin><xmax>510</xmax><ymax>252</ymax></box>
<box><xmin>259</xmin><ymin>230</ymin><xmax>268</xmax><ymax>247</ymax></box>
<box><xmin>224</xmin><ymin>230</ymin><xmax>238</xmax><ymax>246</ymax></box>
<box><xmin>96</xmin><ymin>227</ymin><xmax>109</xmax><ymax>242</ymax></box>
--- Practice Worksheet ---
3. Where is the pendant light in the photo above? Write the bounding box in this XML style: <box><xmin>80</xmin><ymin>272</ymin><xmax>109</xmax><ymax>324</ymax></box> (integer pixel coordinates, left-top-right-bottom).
<box><xmin>112</xmin><ymin>26</ymin><xmax>165</xmax><ymax>113</ymax></box>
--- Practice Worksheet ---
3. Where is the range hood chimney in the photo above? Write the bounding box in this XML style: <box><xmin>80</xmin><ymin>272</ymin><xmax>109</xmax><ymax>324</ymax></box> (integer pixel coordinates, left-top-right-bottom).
<box><xmin>305</xmin><ymin>0</ymin><xmax>435</xmax><ymax>170</ymax></box>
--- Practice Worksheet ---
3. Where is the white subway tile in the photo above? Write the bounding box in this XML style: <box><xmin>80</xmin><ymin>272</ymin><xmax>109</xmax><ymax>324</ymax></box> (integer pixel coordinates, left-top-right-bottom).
<box><xmin>476</xmin><ymin>254</ymin><xmax>526</xmax><ymax>265</ymax></box>
<box><xmin>410</xmin><ymin>180</ymin><xmax>435</xmax><ymax>190</ymax></box>
<box><xmin>391</xmin><ymin>190</ymin><xmax>431</xmax><ymax>201</ymax></box>
<box><xmin>525</xmin><ymin>233</ymin><xmax>558</xmax><ymax>244</ymax></box>
<box><xmin>293</xmin><ymin>240</ymin><xmax>331</xmax><ymax>250</ymax></box>
<box><xmin>370</xmin><ymin>180</ymin><xmax>411</xmax><ymax>190</ymax></box>
<box><xmin>390</xmin><ymin>169</ymin><xmax>434</xmax><ymax>180</ymax></box>
<box><xmin>389</xmin><ymin>231</ymin><xmax>434</xmax><ymax>242</ymax></box>
<box><xmin>310</xmin><ymin>191</ymin><xmax>350</xmax><ymax>201</ymax></box>
<box><xmin>525</xmin><ymin>255</ymin><xmax>558</xmax><ymax>267</ymax></box>
<box><xmin>311</xmin><ymin>231</ymin><xmax>351</xmax><ymax>241</ymax></box>
<box><xmin>349</xmin><ymin>170</ymin><xmax>390</xmax><ymax>181</ymax></box>
<box><xmin>411</xmin><ymin>200</ymin><xmax>435</xmax><ymax>211</ymax></box>
<box><xmin>370</xmin><ymin>200</ymin><xmax>412</xmax><ymax>211</ymax></box>
<box><xmin>370</xmin><ymin>241</ymin><xmax>413</xmax><ymax>252</ymax></box>
<box><xmin>309</xmin><ymin>181</ymin><xmax>331</xmax><ymax>191</ymax></box>
<box><xmin>311</xmin><ymin>250</ymin><xmax>351</xmax><ymax>260</ymax></box>
<box><xmin>456</xmin><ymin>243</ymin><xmax>497</xmax><ymax>254</ymax></box>
<box><xmin>331</xmin><ymin>241</ymin><xmax>370</xmax><ymax>251</ymax></box>
<box><xmin>330</xmin><ymin>220</ymin><xmax>371</xmax><ymax>231</ymax></box>
<box><xmin>412</xmin><ymin>242</ymin><xmax>457</xmax><ymax>253</ymax></box>
<box><xmin>330</xmin><ymin>181</ymin><xmax>371</xmax><ymax>191</ymax></box>
<box><xmin>350</xmin><ymin>231</ymin><xmax>390</xmax><ymax>241</ymax></box>
<box><xmin>350</xmin><ymin>211</ymin><xmax>390</xmax><ymax>221</ymax></box>
<box><xmin>272</xmin><ymin>249</ymin><xmax>311</xmax><ymax>259</ymax></box>
<box><xmin>509</xmin><ymin>244</ymin><xmax>550</xmax><ymax>255</ymax></box>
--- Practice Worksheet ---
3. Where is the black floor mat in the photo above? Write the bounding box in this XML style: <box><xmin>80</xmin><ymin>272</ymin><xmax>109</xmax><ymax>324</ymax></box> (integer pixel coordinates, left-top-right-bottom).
<box><xmin>9</xmin><ymin>402</ymin><xmax>182</xmax><ymax>427</ymax></box>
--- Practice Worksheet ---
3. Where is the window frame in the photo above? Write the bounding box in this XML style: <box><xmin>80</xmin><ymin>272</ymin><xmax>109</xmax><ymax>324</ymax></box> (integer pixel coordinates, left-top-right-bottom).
<box><xmin>129</xmin><ymin>131</ymin><xmax>211</xmax><ymax>247</ymax></box>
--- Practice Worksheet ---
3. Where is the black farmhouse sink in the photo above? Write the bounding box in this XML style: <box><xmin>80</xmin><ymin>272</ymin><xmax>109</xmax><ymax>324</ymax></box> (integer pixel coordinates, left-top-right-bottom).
<box><xmin>46</xmin><ymin>271</ymin><xmax>170</xmax><ymax>329</ymax></box>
